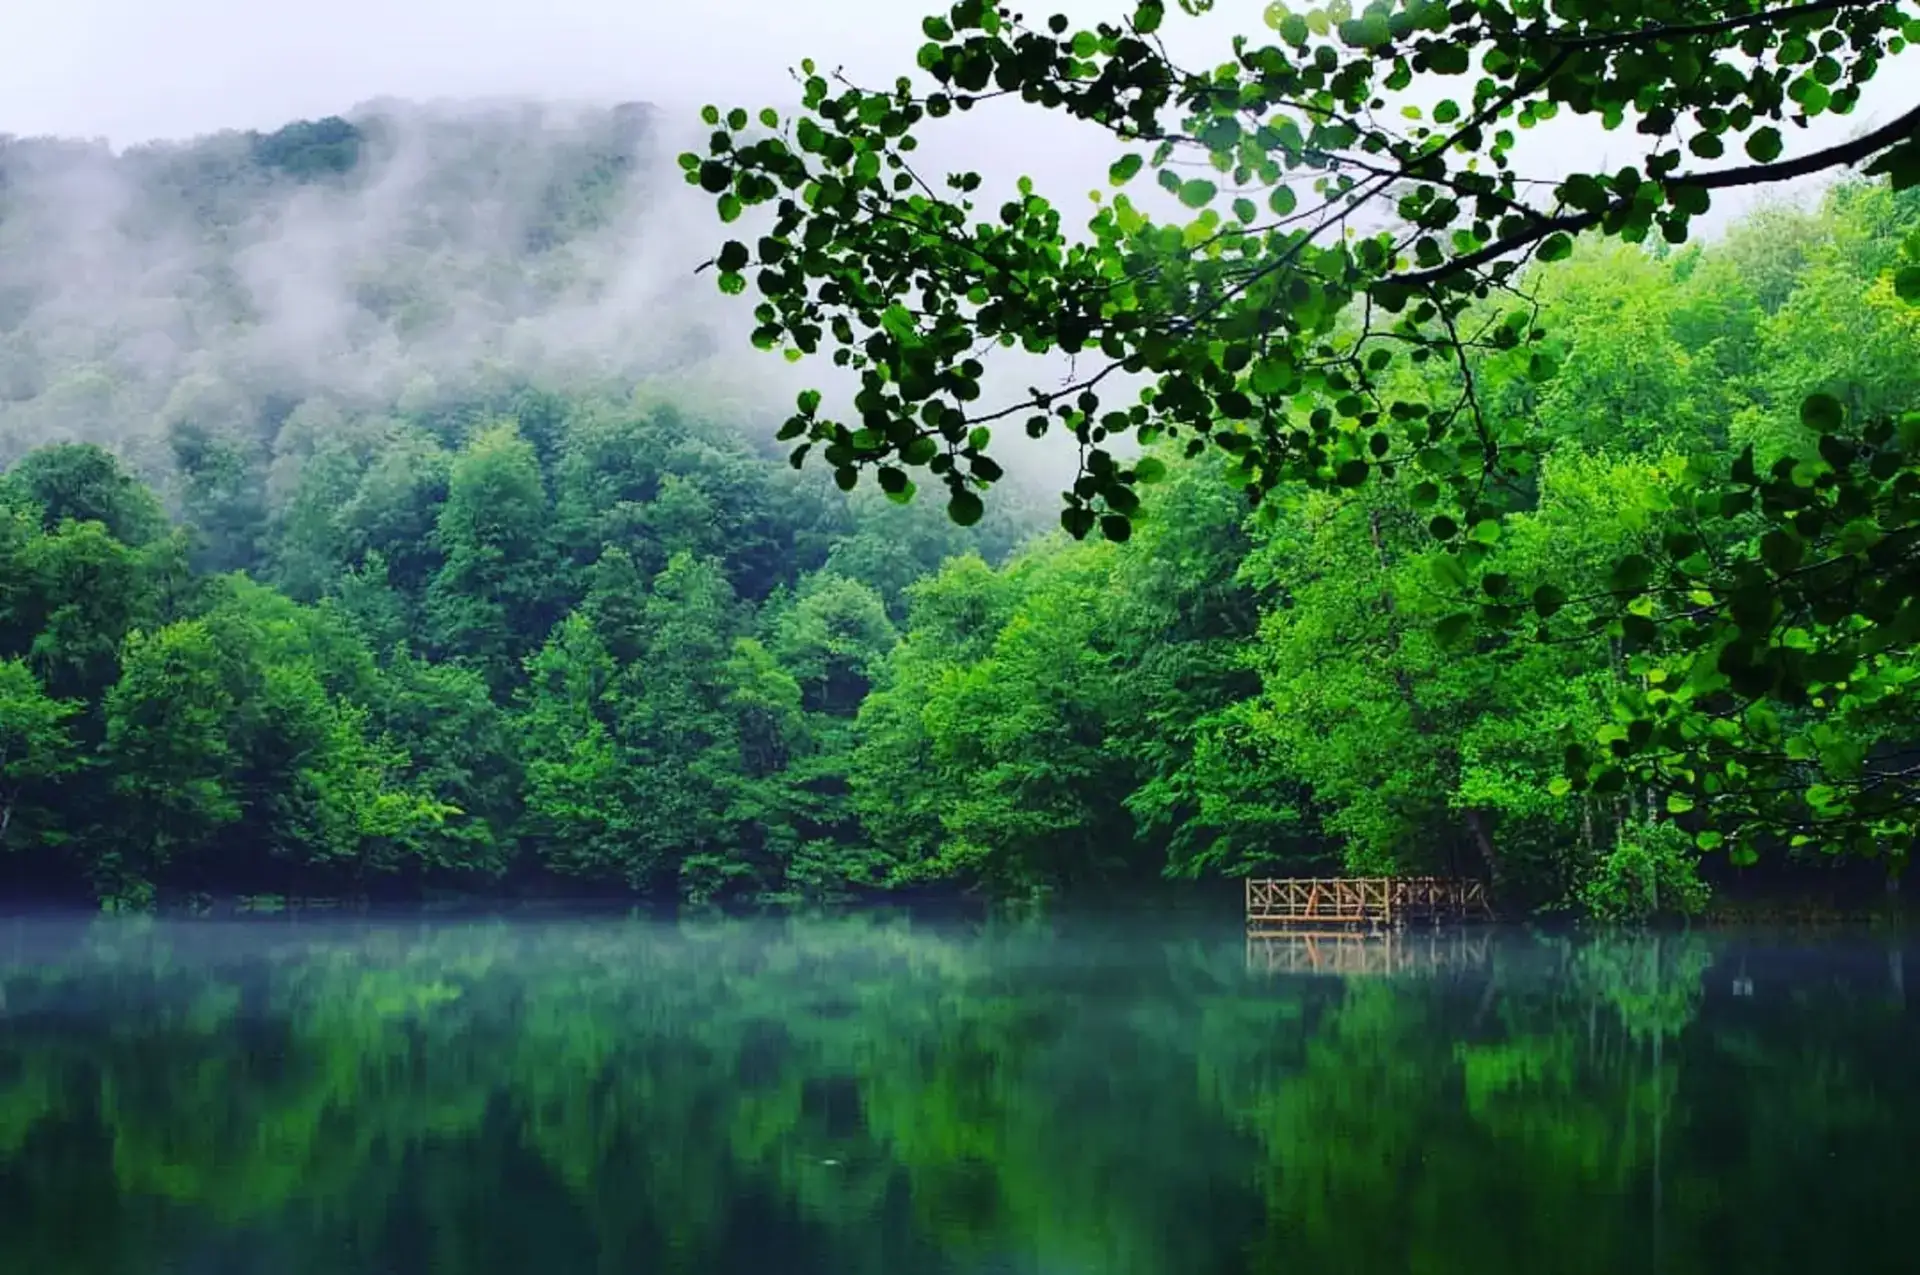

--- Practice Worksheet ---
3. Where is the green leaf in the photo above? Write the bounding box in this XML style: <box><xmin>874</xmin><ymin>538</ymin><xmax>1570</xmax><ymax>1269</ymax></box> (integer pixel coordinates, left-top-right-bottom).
<box><xmin>1610</xmin><ymin>554</ymin><xmax>1654</xmax><ymax>594</ymax></box>
<box><xmin>1745</xmin><ymin>127</ymin><xmax>1784</xmax><ymax>163</ymax></box>
<box><xmin>1178</xmin><ymin>180</ymin><xmax>1218</xmax><ymax>209</ymax></box>
<box><xmin>1800</xmin><ymin>392</ymin><xmax>1843</xmax><ymax>432</ymax></box>
<box><xmin>1863</xmin><ymin>137</ymin><xmax>1920</xmax><ymax>190</ymax></box>
<box><xmin>1430</xmin><ymin>553</ymin><xmax>1469</xmax><ymax>591</ymax></box>
<box><xmin>1537</xmin><ymin>232</ymin><xmax>1574</xmax><ymax>262</ymax></box>
<box><xmin>1435</xmin><ymin>612</ymin><xmax>1475</xmax><ymax>648</ymax></box>
<box><xmin>1532</xmin><ymin>584</ymin><xmax>1567</xmax><ymax>618</ymax></box>
<box><xmin>1894</xmin><ymin>265</ymin><xmax>1920</xmax><ymax>304</ymax></box>
<box><xmin>1109</xmin><ymin>153</ymin><xmax>1144</xmax><ymax>185</ymax></box>
<box><xmin>947</xmin><ymin>489</ymin><xmax>985</xmax><ymax>527</ymax></box>
<box><xmin>1133</xmin><ymin>457</ymin><xmax>1167</xmax><ymax>484</ymax></box>
<box><xmin>1666</xmin><ymin>793</ymin><xmax>1695</xmax><ymax>814</ymax></box>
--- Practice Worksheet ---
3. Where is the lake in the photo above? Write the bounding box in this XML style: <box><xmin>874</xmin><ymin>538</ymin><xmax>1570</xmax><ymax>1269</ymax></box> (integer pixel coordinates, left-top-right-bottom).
<box><xmin>0</xmin><ymin>914</ymin><xmax>1911</xmax><ymax>1275</ymax></box>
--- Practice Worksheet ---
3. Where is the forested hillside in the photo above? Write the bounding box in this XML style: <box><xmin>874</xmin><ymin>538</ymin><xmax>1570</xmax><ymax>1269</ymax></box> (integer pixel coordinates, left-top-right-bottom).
<box><xmin>0</xmin><ymin>101</ymin><xmax>750</xmax><ymax>471</ymax></box>
<box><xmin>1</xmin><ymin>99</ymin><xmax>1916</xmax><ymax>914</ymax></box>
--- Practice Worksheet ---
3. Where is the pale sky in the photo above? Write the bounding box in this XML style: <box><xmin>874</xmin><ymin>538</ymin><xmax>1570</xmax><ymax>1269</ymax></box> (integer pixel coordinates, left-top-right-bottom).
<box><xmin>0</xmin><ymin>0</ymin><xmax>1240</xmax><ymax>144</ymax></box>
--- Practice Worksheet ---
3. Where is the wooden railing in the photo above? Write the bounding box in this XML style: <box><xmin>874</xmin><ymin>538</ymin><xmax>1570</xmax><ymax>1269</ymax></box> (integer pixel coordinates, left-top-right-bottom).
<box><xmin>1245</xmin><ymin>877</ymin><xmax>1491</xmax><ymax>931</ymax></box>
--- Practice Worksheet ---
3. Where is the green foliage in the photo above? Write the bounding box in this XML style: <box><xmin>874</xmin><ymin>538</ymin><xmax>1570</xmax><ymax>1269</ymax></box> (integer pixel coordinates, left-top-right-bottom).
<box><xmin>770</xmin><ymin>574</ymin><xmax>897</xmax><ymax>715</ymax></box>
<box><xmin>682</xmin><ymin>1</ymin><xmax>1920</xmax><ymax>875</ymax></box>
<box><xmin>426</xmin><ymin>423</ymin><xmax>559</xmax><ymax>677</ymax></box>
<box><xmin>0</xmin><ymin>659</ymin><xmax>80</xmax><ymax>852</ymax></box>
<box><xmin>1</xmin><ymin>444</ymin><xmax>168</xmax><ymax>546</ymax></box>
<box><xmin>8</xmin><ymin>77</ymin><xmax>1920</xmax><ymax>906</ymax></box>
<box><xmin>686</xmin><ymin>0</ymin><xmax>1919</xmax><ymax>536</ymax></box>
<box><xmin>1577</xmin><ymin>819</ymin><xmax>1712</xmax><ymax>923</ymax></box>
<box><xmin>247</xmin><ymin>115</ymin><xmax>362</xmax><ymax>178</ymax></box>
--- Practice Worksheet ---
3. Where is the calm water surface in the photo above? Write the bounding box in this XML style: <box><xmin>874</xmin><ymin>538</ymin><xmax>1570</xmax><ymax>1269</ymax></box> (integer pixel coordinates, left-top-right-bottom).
<box><xmin>0</xmin><ymin>915</ymin><xmax>1911</xmax><ymax>1275</ymax></box>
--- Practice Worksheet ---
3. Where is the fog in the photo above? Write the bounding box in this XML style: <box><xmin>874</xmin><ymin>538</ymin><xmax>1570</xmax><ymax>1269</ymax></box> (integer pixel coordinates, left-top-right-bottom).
<box><xmin>0</xmin><ymin>99</ymin><xmax>790</xmax><ymax>467</ymax></box>
<box><xmin>1</xmin><ymin>0</ymin><xmax>1914</xmax><ymax>484</ymax></box>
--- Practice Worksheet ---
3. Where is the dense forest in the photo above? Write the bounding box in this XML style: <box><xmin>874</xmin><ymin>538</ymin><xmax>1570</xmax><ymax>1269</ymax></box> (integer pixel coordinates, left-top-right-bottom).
<box><xmin>2</xmin><ymin>93</ymin><xmax>1918</xmax><ymax>914</ymax></box>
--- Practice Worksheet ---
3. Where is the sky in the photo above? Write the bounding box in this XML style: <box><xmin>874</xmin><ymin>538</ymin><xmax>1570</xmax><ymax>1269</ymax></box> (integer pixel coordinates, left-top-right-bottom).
<box><xmin>0</xmin><ymin>0</ymin><xmax>1218</xmax><ymax>144</ymax></box>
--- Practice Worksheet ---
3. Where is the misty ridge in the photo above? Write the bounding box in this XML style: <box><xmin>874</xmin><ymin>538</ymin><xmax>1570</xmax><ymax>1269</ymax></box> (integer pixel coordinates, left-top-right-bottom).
<box><xmin>0</xmin><ymin>98</ymin><xmax>818</xmax><ymax>478</ymax></box>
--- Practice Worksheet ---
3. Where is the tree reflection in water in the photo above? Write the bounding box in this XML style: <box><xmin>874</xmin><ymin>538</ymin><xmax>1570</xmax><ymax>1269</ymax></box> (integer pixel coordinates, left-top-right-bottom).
<box><xmin>0</xmin><ymin>915</ymin><xmax>1912</xmax><ymax>1275</ymax></box>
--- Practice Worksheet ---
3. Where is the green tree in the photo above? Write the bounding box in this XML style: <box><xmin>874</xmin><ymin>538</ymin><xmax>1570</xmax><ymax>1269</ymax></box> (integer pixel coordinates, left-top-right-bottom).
<box><xmin>425</xmin><ymin>423</ymin><xmax>562</xmax><ymax>684</ymax></box>
<box><xmin>771</xmin><ymin>573</ymin><xmax>899</xmax><ymax>715</ymax></box>
<box><xmin>2</xmin><ymin>444</ymin><xmax>167</xmax><ymax>546</ymax></box>
<box><xmin>169</xmin><ymin>419</ymin><xmax>269</xmax><ymax>575</ymax></box>
<box><xmin>5</xmin><ymin>518</ymin><xmax>180</xmax><ymax>704</ymax></box>
<box><xmin>518</xmin><ymin>612</ymin><xmax>643</xmax><ymax>888</ymax></box>
<box><xmin>101</xmin><ymin>619</ymin><xmax>241</xmax><ymax>895</ymax></box>
<box><xmin>0</xmin><ymin>659</ymin><xmax>79</xmax><ymax>855</ymax></box>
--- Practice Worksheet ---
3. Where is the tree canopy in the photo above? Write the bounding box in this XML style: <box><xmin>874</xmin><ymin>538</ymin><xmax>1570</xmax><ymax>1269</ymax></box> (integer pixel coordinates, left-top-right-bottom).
<box><xmin>685</xmin><ymin>0</ymin><xmax>1920</xmax><ymax>875</ymax></box>
<box><xmin>2</xmin><ymin>83</ymin><xmax>1917</xmax><ymax>911</ymax></box>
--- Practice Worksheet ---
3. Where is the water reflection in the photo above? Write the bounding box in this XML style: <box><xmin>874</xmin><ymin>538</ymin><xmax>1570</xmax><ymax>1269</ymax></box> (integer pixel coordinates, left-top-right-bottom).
<box><xmin>0</xmin><ymin>915</ymin><xmax>1912</xmax><ymax>1275</ymax></box>
<box><xmin>1245</xmin><ymin>927</ymin><xmax>1494</xmax><ymax>977</ymax></box>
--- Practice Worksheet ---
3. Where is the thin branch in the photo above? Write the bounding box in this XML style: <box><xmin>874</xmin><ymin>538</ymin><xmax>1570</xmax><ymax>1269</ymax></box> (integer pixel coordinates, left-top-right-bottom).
<box><xmin>1556</xmin><ymin>0</ymin><xmax>1879</xmax><ymax>51</ymax></box>
<box><xmin>1392</xmin><ymin>101</ymin><xmax>1920</xmax><ymax>288</ymax></box>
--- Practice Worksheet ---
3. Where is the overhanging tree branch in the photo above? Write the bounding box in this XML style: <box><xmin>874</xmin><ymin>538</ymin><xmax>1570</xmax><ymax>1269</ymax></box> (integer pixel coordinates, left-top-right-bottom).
<box><xmin>1392</xmin><ymin>100</ymin><xmax>1920</xmax><ymax>289</ymax></box>
<box><xmin>1556</xmin><ymin>0</ymin><xmax>1883</xmax><ymax>50</ymax></box>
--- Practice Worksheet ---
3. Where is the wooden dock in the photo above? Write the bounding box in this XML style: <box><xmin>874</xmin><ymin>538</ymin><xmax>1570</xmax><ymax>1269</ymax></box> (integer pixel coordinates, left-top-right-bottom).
<box><xmin>1245</xmin><ymin>877</ymin><xmax>1492</xmax><ymax>933</ymax></box>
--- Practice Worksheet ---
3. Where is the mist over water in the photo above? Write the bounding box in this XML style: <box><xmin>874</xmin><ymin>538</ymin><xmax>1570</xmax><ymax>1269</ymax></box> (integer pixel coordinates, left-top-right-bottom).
<box><xmin>0</xmin><ymin>914</ymin><xmax>1913</xmax><ymax>1275</ymax></box>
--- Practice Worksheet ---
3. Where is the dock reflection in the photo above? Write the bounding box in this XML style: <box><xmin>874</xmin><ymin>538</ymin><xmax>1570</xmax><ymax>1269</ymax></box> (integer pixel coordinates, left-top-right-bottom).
<box><xmin>1246</xmin><ymin>928</ymin><xmax>1493</xmax><ymax>978</ymax></box>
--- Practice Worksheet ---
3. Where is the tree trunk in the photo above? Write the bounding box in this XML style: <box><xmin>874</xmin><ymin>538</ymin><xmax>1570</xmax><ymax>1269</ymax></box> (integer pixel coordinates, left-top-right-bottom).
<box><xmin>1463</xmin><ymin>808</ymin><xmax>1499</xmax><ymax>879</ymax></box>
